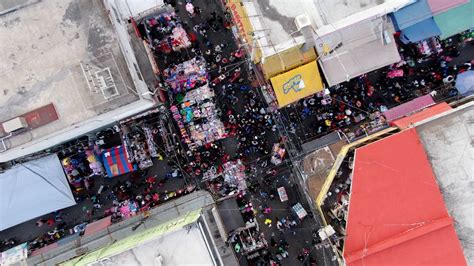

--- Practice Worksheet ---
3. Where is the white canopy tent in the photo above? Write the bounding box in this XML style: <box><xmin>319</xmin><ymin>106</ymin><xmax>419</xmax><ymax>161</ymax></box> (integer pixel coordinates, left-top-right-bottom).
<box><xmin>0</xmin><ymin>154</ymin><xmax>76</xmax><ymax>231</ymax></box>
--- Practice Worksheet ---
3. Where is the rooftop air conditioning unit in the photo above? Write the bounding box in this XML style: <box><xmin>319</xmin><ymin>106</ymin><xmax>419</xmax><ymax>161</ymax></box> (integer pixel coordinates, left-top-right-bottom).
<box><xmin>295</xmin><ymin>14</ymin><xmax>312</xmax><ymax>31</ymax></box>
<box><xmin>295</xmin><ymin>14</ymin><xmax>315</xmax><ymax>53</ymax></box>
<box><xmin>2</xmin><ymin>117</ymin><xmax>28</xmax><ymax>133</ymax></box>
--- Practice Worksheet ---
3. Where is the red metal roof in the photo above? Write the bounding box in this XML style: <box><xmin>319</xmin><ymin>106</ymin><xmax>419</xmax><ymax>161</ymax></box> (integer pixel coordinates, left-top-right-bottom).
<box><xmin>344</xmin><ymin>128</ymin><xmax>466</xmax><ymax>265</ymax></box>
<box><xmin>391</xmin><ymin>102</ymin><xmax>452</xmax><ymax>129</ymax></box>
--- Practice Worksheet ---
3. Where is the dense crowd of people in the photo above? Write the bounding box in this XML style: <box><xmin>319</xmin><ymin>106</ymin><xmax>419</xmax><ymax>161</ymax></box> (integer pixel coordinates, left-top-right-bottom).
<box><xmin>282</xmin><ymin>34</ymin><xmax>473</xmax><ymax>143</ymax></box>
<box><xmin>146</xmin><ymin>1</ymin><xmax>320</xmax><ymax>264</ymax></box>
<box><xmin>2</xmin><ymin>0</ymin><xmax>473</xmax><ymax>265</ymax></box>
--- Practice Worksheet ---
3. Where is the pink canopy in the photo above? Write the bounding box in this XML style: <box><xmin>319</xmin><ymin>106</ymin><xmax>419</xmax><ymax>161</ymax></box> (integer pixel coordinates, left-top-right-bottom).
<box><xmin>383</xmin><ymin>94</ymin><xmax>435</xmax><ymax>122</ymax></box>
<box><xmin>427</xmin><ymin>0</ymin><xmax>469</xmax><ymax>14</ymax></box>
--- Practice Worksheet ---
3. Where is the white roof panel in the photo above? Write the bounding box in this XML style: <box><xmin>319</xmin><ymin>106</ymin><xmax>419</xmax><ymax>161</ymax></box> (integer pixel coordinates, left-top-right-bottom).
<box><xmin>0</xmin><ymin>154</ymin><xmax>76</xmax><ymax>231</ymax></box>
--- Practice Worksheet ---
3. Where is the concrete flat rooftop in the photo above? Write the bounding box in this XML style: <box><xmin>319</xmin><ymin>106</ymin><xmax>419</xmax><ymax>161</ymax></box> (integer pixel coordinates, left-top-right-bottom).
<box><xmin>0</xmin><ymin>0</ymin><xmax>140</xmax><ymax>152</ymax></box>
<box><xmin>100</xmin><ymin>225</ymin><xmax>215</xmax><ymax>265</ymax></box>
<box><xmin>245</xmin><ymin>0</ymin><xmax>406</xmax><ymax>57</ymax></box>
<box><xmin>416</xmin><ymin>102</ymin><xmax>474</xmax><ymax>264</ymax></box>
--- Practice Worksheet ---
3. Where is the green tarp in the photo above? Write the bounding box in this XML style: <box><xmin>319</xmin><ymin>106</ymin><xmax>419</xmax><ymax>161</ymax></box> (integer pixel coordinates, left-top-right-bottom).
<box><xmin>434</xmin><ymin>0</ymin><xmax>474</xmax><ymax>39</ymax></box>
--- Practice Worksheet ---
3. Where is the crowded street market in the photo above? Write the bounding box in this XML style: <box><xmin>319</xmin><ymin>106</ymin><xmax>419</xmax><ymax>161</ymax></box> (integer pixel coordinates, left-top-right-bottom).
<box><xmin>1</xmin><ymin>0</ymin><xmax>474</xmax><ymax>265</ymax></box>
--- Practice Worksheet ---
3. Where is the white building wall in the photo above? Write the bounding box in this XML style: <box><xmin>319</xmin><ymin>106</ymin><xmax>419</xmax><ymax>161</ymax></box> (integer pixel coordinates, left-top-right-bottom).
<box><xmin>104</xmin><ymin>0</ymin><xmax>154</xmax><ymax>101</ymax></box>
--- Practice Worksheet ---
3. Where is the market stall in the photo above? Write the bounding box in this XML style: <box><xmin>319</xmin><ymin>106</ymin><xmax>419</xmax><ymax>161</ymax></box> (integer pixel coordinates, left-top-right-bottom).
<box><xmin>292</xmin><ymin>203</ymin><xmax>308</xmax><ymax>220</ymax></box>
<box><xmin>270</xmin><ymin>143</ymin><xmax>286</xmax><ymax>165</ymax></box>
<box><xmin>206</xmin><ymin>160</ymin><xmax>247</xmax><ymax>197</ymax></box>
<box><xmin>163</xmin><ymin>57</ymin><xmax>208</xmax><ymax>93</ymax></box>
<box><xmin>142</xmin><ymin>11</ymin><xmax>191</xmax><ymax>54</ymax></box>
<box><xmin>222</xmin><ymin>160</ymin><xmax>247</xmax><ymax>192</ymax></box>
<box><xmin>229</xmin><ymin>223</ymin><xmax>267</xmax><ymax>257</ymax></box>
<box><xmin>61</xmin><ymin>149</ymin><xmax>104</xmax><ymax>189</ymax></box>
<box><xmin>166</xmin><ymin>57</ymin><xmax>227</xmax><ymax>148</ymax></box>
<box><xmin>120</xmin><ymin>120</ymin><xmax>160</xmax><ymax>170</ymax></box>
<box><xmin>102</xmin><ymin>146</ymin><xmax>137</xmax><ymax>178</ymax></box>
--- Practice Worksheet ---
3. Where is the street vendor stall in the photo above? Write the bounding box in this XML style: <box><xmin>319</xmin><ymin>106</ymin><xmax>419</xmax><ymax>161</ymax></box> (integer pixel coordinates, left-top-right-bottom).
<box><xmin>163</xmin><ymin>57</ymin><xmax>208</xmax><ymax>93</ymax></box>
<box><xmin>166</xmin><ymin>57</ymin><xmax>227</xmax><ymax>148</ymax></box>
<box><xmin>102</xmin><ymin>146</ymin><xmax>137</xmax><ymax>178</ymax></box>
<box><xmin>142</xmin><ymin>11</ymin><xmax>191</xmax><ymax>54</ymax></box>
<box><xmin>120</xmin><ymin>119</ymin><xmax>159</xmax><ymax>170</ymax></box>
<box><xmin>277</xmin><ymin>187</ymin><xmax>288</xmax><ymax>202</ymax></box>
<box><xmin>292</xmin><ymin>203</ymin><xmax>308</xmax><ymax>220</ymax></box>
<box><xmin>229</xmin><ymin>222</ymin><xmax>267</xmax><ymax>256</ymax></box>
<box><xmin>270</xmin><ymin>143</ymin><xmax>286</xmax><ymax>165</ymax></box>
<box><xmin>222</xmin><ymin>159</ymin><xmax>247</xmax><ymax>192</ymax></box>
<box><xmin>61</xmin><ymin>149</ymin><xmax>104</xmax><ymax>189</ymax></box>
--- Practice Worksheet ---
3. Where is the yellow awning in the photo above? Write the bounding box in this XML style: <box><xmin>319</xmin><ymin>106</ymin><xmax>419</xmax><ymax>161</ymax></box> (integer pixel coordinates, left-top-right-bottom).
<box><xmin>270</xmin><ymin>61</ymin><xmax>324</xmax><ymax>108</ymax></box>
<box><xmin>261</xmin><ymin>45</ymin><xmax>317</xmax><ymax>79</ymax></box>
<box><xmin>226</xmin><ymin>0</ymin><xmax>262</xmax><ymax>63</ymax></box>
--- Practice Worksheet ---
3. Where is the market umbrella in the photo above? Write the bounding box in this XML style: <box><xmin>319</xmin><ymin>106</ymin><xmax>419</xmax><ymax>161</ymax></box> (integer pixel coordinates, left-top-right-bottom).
<box><xmin>455</xmin><ymin>70</ymin><xmax>474</xmax><ymax>96</ymax></box>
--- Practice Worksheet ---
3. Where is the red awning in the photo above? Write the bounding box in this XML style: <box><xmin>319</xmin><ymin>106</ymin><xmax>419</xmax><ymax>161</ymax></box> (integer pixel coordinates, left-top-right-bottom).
<box><xmin>390</xmin><ymin>102</ymin><xmax>452</xmax><ymax>129</ymax></box>
<box><xmin>383</xmin><ymin>94</ymin><xmax>435</xmax><ymax>121</ymax></box>
<box><xmin>344</xmin><ymin>129</ymin><xmax>466</xmax><ymax>266</ymax></box>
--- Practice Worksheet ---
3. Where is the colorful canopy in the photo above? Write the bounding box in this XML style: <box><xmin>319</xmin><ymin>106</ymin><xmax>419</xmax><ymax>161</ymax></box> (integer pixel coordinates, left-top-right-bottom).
<box><xmin>383</xmin><ymin>94</ymin><xmax>435</xmax><ymax>121</ymax></box>
<box><xmin>102</xmin><ymin>146</ymin><xmax>136</xmax><ymax>177</ymax></box>
<box><xmin>434</xmin><ymin>0</ymin><xmax>474</xmax><ymax>39</ymax></box>
<box><xmin>392</xmin><ymin>0</ymin><xmax>473</xmax><ymax>41</ymax></box>
<box><xmin>391</xmin><ymin>0</ymin><xmax>433</xmax><ymax>30</ymax></box>
<box><xmin>427</xmin><ymin>0</ymin><xmax>469</xmax><ymax>14</ymax></box>
<box><xmin>399</xmin><ymin>17</ymin><xmax>442</xmax><ymax>43</ymax></box>
<box><xmin>270</xmin><ymin>61</ymin><xmax>324</xmax><ymax>108</ymax></box>
<box><xmin>390</xmin><ymin>102</ymin><xmax>452</xmax><ymax>129</ymax></box>
<box><xmin>345</xmin><ymin>129</ymin><xmax>466</xmax><ymax>265</ymax></box>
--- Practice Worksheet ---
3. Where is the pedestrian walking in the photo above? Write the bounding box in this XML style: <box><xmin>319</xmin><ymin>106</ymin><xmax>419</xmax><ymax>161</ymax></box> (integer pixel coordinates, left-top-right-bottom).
<box><xmin>264</xmin><ymin>218</ymin><xmax>272</xmax><ymax>227</ymax></box>
<box><xmin>185</xmin><ymin>2</ymin><xmax>195</xmax><ymax>17</ymax></box>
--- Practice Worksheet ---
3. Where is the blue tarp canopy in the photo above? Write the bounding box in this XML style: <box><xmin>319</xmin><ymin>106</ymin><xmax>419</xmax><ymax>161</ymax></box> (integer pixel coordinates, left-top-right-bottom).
<box><xmin>400</xmin><ymin>18</ymin><xmax>442</xmax><ymax>44</ymax></box>
<box><xmin>392</xmin><ymin>0</ymin><xmax>433</xmax><ymax>30</ymax></box>
<box><xmin>455</xmin><ymin>70</ymin><xmax>474</xmax><ymax>96</ymax></box>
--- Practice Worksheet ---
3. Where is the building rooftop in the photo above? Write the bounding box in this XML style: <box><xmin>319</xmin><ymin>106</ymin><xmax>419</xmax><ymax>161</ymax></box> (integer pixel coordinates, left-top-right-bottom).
<box><xmin>344</xmin><ymin>128</ymin><xmax>466</xmax><ymax>265</ymax></box>
<box><xmin>0</xmin><ymin>0</ymin><xmax>156</xmax><ymax>162</ymax></box>
<box><xmin>99</xmin><ymin>224</ymin><xmax>216</xmax><ymax>265</ymax></box>
<box><xmin>416</xmin><ymin>101</ymin><xmax>474</xmax><ymax>264</ymax></box>
<box><xmin>244</xmin><ymin>0</ymin><xmax>410</xmax><ymax>58</ymax></box>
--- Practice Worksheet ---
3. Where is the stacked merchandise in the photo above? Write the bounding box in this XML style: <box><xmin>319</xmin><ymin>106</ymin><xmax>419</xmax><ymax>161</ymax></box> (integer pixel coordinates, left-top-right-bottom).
<box><xmin>170</xmin><ymin>105</ymin><xmax>193</xmax><ymax>148</ymax></box>
<box><xmin>416</xmin><ymin>37</ymin><xmax>442</xmax><ymax>57</ymax></box>
<box><xmin>166</xmin><ymin>57</ymin><xmax>227</xmax><ymax>148</ymax></box>
<box><xmin>120</xmin><ymin>123</ymin><xmax>155</xmax><ymax>170</ymax></box>
<box><xmin>222</xmin><ymin>160</ymin><xmax>247</xmax><ymax>192</ymax></box>
<box><xmin>270</xmin><ymin>143</ymin><xmax>286</xmax><ymax>165</ymax></box>
<box><xmin>143</xmin><ymin>126</ymin><xmax>159</xmax><ymax>158</ymax></box>
<box><xmin>143</xmin><ymin>11</ymin><xmax>191</xmax><ymax>54</ymax></box>
<box><xmin>163</xmin><ymin>57</ymin><xmax>208</xmax><ymax>93</ymax></box>
<box><xmin>61</xmin><ymin>150</ymin><xmax>104</xmax><ymax>189</ymax></box>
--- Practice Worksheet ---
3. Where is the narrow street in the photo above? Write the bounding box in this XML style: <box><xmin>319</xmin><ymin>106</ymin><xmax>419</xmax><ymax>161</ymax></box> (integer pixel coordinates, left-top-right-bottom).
<box><xmin>147</xmin><ymin>0</ymin><xmax>336</xmax><ymax>264</ymax></box>
<box><xmin>1</xmin><ymin>0</ymin><xmax>334</xmax><ymax>265</ymax></box>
